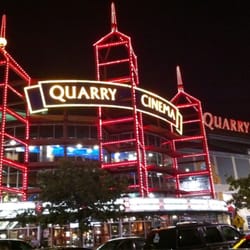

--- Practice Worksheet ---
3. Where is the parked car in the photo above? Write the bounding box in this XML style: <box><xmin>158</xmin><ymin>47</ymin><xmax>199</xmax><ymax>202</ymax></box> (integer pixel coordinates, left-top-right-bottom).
<box><xmin>0</xmin><ymin>239</ymin><xmax>93</xmax><ymax>250</ymax></box>
<box><xmin>95</xmin><ymin>236</ymin><xmax>146</xmax><ymax>250</ymax></box>
<box><xmin>231</xmin><ymin>233</ymin><xmax>250</xmax><ymax>249</ymax></box>
<box><xmin>39</xmin><ymin>247</ymin><xmax>92</xmax><ymax>250</ymax></box>
<box><xmin>144</xmin><ymin>221</ymin><xmax>244</xmax><ymax>250</ymax></box>
<box><xmin>0</xmin><ymin>239</ymin><xmax>34</xmax><ymax>249</ymax></box>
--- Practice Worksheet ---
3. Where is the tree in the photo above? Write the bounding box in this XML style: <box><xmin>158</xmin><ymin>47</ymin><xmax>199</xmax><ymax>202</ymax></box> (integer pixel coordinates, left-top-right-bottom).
<box><xmin>20</xmin><ymin>159</ymin><xmax>128</xmax><ymax>246</ymax></box>
<box><xmin>227</xmin><ymin>175</ymin><xmax>250</xmax><ymax>209</ymax></box>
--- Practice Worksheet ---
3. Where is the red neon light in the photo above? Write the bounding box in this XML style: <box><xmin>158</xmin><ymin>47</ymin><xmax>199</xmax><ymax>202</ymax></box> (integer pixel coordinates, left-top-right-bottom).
<box><xmin>177</xmin><ymin>103</ymin><xmax>199</xmax><ymax>109</ymax></box>
<box><xmin>6</xmin><ymin>107</ymin><xmax>27</xmax><ymax>123</ymax></box>
<box><xmin>4</xmin><ymin>134</ymin><xmax>27</xmax><ymax>147</ymax></box>
<box><xmin>0</xmin><ymin>186</ymin><xmax>26</xmax><ymax>194</ymax></box>
<box><xmin>0</xmin><ymin>15</ymin><xmax>30</xmax><ymax>201</ymax></box>
<box><xmin>7</xmin><ymin>84</ymin><xmax>24</xmax><ymax>97</ymax></box>
<box><xmin>98</xmin><ymin>58</ymin><xmax>129</xmax><ymax>67</ymax></box>
<box><xmin>180</xmin><ymin>153</ymin><xmax>206</xmax><ymax>159</ymax></box>
<box><xmin>3</xmin><ymin>159</ymin><xmax>27</xmax><ymax>171</ymax></box>
<box><xmin>102</xmin><ymin>160</ymin><xmax>137</xmax><ymax>168</ymax></box>
<box><xmin>182</xmin><ymin>119</ymin><xmax>201</xmax><ymax>124</ymax></box>
<box><xmin>178</xmin><ymin>170</ymin><xmax>210</xmax><ymax>177</ymax></box>
<box><xmin>170</xmin><ymin>66</ymin><xmax>215</xmax><ymax>198</ymax></box>
<box><xmin>94</xmin><ymin>3</ymin><xmax>148</xmax><ymax>197</ymax></box>
<box><xmin>173</xmin><ymin>135</ymin><xmax>203</xmax><ymax>142</ymax></box>
<box><xmin>102</xmin><ymin>138</ymin><xmax>135</xmax><ymax>146</ymax></box>
<box><xmin>0</xmin><ymin>15</ymin><xmax>6</xmax><ymax>39</ymax></box>
<box><xmin>102</xmin><ymin>117</ymin><xmax>133</xmax><ymax>125</ymax></box>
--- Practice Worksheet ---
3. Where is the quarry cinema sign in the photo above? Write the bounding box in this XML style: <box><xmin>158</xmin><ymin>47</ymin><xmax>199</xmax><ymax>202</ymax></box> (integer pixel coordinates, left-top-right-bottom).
<box><xmin>24</xmin><ymin>80</ymin><xmax>183</xmax><ymax>134</ymax></box>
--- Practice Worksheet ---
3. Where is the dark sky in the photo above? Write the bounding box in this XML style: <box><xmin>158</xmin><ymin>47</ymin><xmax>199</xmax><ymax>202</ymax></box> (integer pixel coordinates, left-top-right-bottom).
<box><xmin>1</xmin><ymin>1</ymin><xmax>250</xmax><ymax>121</ymax></box>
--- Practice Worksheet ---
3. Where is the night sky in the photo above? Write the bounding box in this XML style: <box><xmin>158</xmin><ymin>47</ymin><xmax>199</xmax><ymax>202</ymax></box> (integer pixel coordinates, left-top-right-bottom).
<box><xmin>1</xmin><ymin>1</ymin><xmax>250</xmax><ymax>121</ymax></box>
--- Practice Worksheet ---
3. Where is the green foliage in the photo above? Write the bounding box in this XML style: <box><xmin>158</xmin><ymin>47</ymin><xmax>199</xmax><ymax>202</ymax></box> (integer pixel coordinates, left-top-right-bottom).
<box><xmin>16</xmin><ymin>209</ymin><xmax>39</xmax><ymax>227</ymax></box>
<box><xmin>36</xmin><ymin>159</ymin><xmax>128</xmax><ymax>226</ymax></box>
<box><xmin>16</xmin><ymin>159</ymin><xmax>128</xmax><ymax>234</ymax></box>
<box><xmin>227</xmin><ymin>175</ymin><xmax>250</xmax><ymax>209</ymax></box>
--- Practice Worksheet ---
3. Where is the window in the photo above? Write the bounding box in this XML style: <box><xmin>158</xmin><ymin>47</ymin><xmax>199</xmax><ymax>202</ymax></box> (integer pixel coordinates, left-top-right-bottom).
<box><xmin>221</xmin><ymin>225</ymin><xmax>241</xmax><ymax>241</ymax></box>
<box><xmin>158</xmin><ymin>229</ymin><xmax>176</xmax><ymax>249</ymax></box>
<box><xmin>30</xmin><ymin>126</ymin><xmax>38</xmax><ymax>138</ymax></box>
<box><xmin>54</xmin><ymin>125</ymin><xmax>63</xmax><ymax>138</ymax></box>
<box><xmin>178</xmin><ymin>228</ymin><xmax>203</xmax><ymax>247</ymax></box>
<box><xmin>236</xmin><ymin>158</ymin><xmax>250</xmax><ymax>178</ymax></box>
<box><xmin>40</xmin><ymin>125</ymin><xmax>53</xmax><ymax>138</ymax></box>
<box><xmin>90</xmin><ymin>126</ymin><xmax>97</xmax><ymax>139</ymax></box>
<box><xmin>67</xmin><ymin>125</ymin><xmax>75</xmax><ymax>138</ymax></box>
<box><xmin>76</xmin><ymin>125</ymin><xmax>89</xmax><ymax>138</ymax></box>
<box><xmin>100</xmin><ymin>240</ymin><xmax>118</xmax><ymax>249</ymax></box>
<box><xmin>216</xmin><ymin>157</ymin><xmax>234</xmax><ymax>184</ymax></box>
<box><xmin>118</xmin><ymin>239</ymin><xmax>132</xmax><ymax>250</ymax></box>
<box><xmin>205</xmin><ymin>227</ymin><xmax>223</xmax><ymax>243</ymax></box>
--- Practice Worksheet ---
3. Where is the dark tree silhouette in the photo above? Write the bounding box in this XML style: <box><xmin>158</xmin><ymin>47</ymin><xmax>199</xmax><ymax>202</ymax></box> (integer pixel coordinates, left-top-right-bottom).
<box><xmin>227</xmin><ymin>175</ymin><xmax>250</xmax><ymax>209</ymax></box>
<box><xmin>18</xmin><ymin>159</ymin><xmax>128</xmax><ymax>246</ymax></box>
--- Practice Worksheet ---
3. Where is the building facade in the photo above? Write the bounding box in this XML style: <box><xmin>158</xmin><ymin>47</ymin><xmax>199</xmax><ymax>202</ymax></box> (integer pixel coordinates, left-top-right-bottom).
<box><xmin>0</xmin><ymin>2</ymin><xmax>249</xmax><ymax>245</ymax></box>
<box><xmin>0</xmin><ymin>3</ymin><xmax>216</xmax><ymax>203</ymax></box>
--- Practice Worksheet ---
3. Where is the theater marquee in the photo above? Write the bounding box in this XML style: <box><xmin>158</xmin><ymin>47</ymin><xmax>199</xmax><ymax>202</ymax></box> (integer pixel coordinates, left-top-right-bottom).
<box><xmin>24</xmin><ymin>80</ymin><xmax>183</xmax><ymax>134</ymax></box>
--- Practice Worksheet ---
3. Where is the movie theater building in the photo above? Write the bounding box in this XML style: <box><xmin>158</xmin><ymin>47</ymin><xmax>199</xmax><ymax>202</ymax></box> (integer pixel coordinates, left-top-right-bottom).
<box><xmin>0</xmin><ymin>3</ymin><xmax>249</xmax><ymax>242</ymax></box>
<box><xmin>203</xmin><ymin>112</ymin><xmax>250</xmax><ymax>230</ymax></box>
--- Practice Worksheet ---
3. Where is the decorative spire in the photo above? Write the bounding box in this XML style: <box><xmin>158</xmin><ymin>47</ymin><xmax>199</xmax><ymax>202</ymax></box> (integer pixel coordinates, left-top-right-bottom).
<box><xmin>0</xmin><ymin>14</ymin><xmax>7</xmax><ymax>48</ymax></box>
<box><xmin>111</xmin><ymin>2</ymin><xmax>118</xmax><ymax>32</ymax></box>
<box><xmin>176</xmin><ymin>65</ymin><xmax>184</xmax><ymax>91</ymax></box>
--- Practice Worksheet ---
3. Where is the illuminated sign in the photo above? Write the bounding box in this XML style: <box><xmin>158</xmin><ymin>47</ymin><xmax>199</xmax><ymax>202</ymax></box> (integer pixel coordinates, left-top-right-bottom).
<box><xmin>118</xmin><ymin>197</ymin><xmax>228</xmax><ymax>212</ymax></box>
<box><xmin>0</xmin><ymin>198</ymin><xmax>227</xmax><ymax>220</ymax></box>
<box><xmin>203</xmin><ymin>112</ymin><xmax>250</xmax><ymax>134</ymax></box>
<box><xmin>24</xmin><ymin>80</ymin><xmax>183</xmax><ymax>134</ymax></box>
